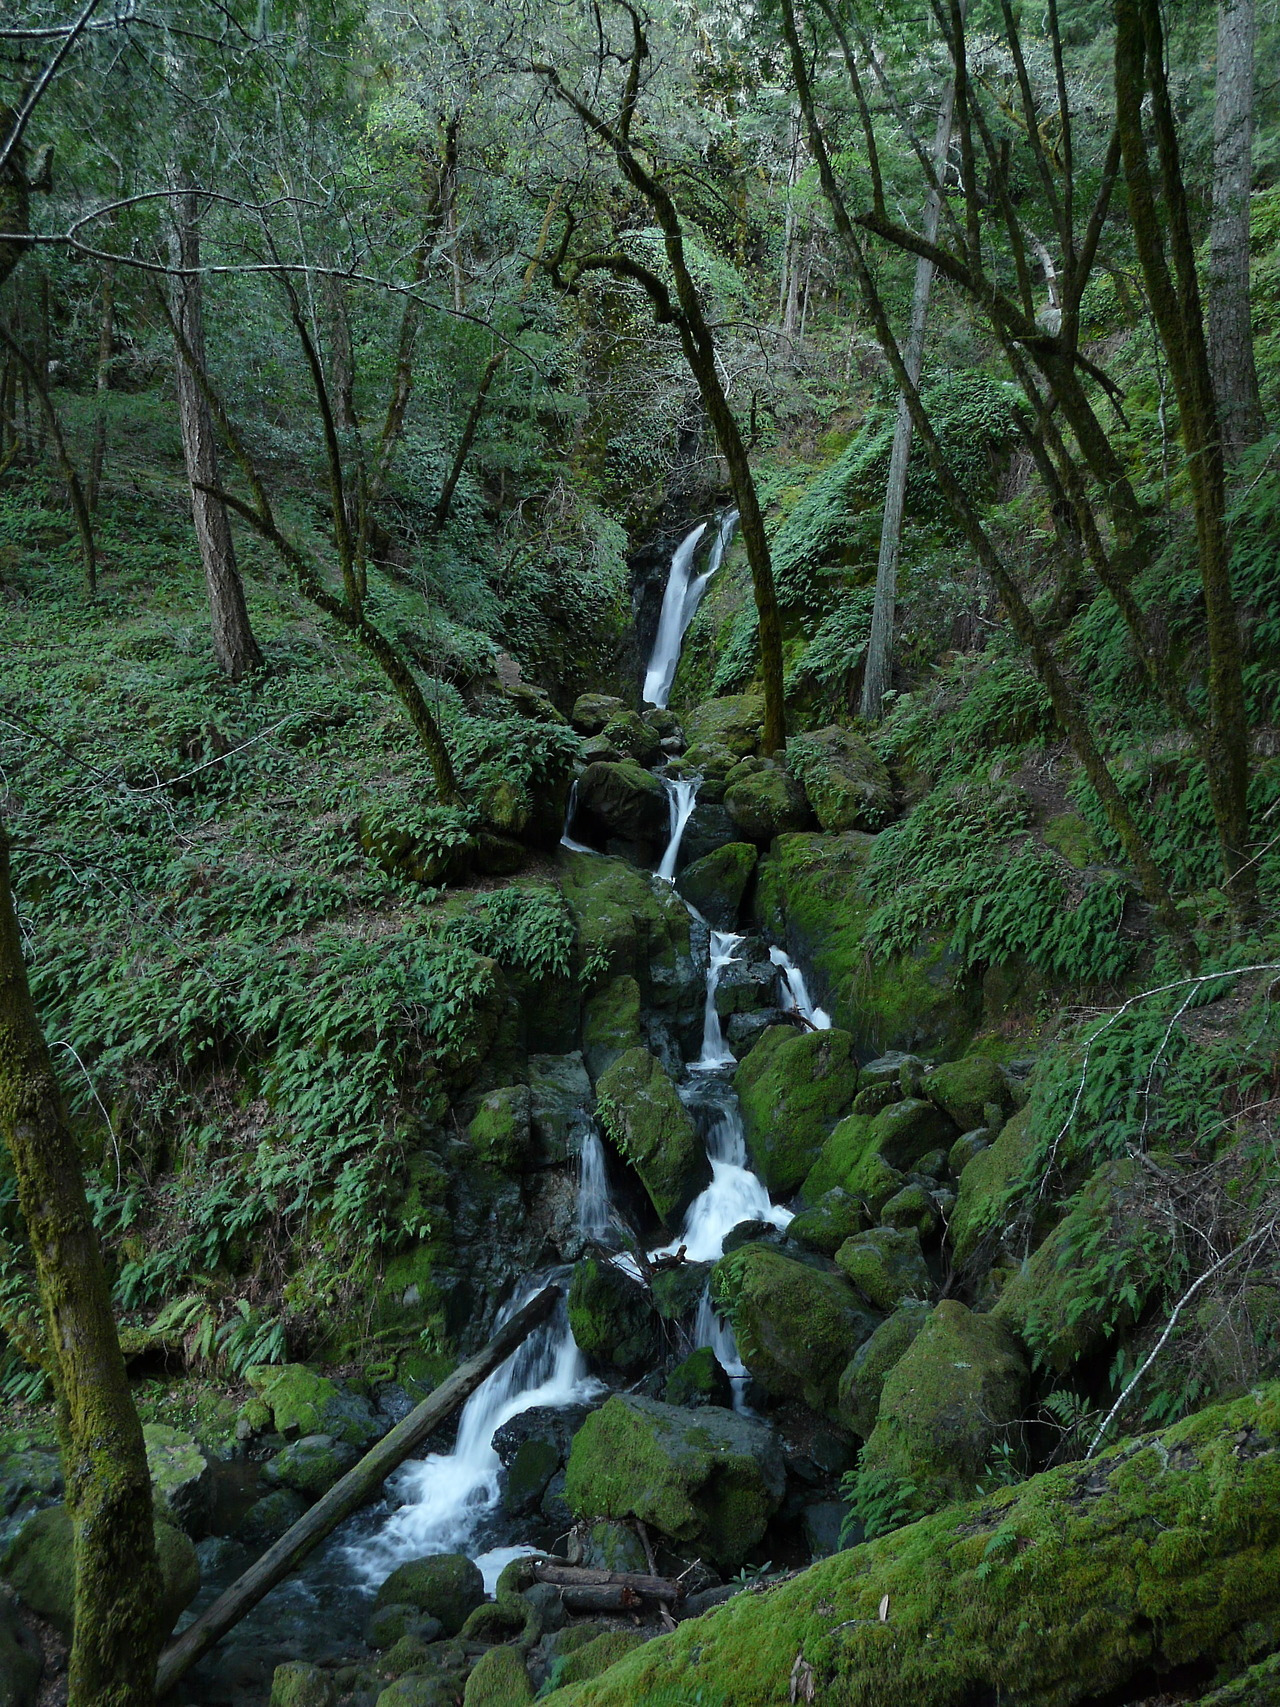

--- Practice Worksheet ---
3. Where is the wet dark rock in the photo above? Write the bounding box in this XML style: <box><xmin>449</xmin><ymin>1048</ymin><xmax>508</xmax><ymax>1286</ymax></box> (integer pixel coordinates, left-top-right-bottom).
<box><xmin>680</xmin><ymin>802</ymin><xmax>737</xmax><ymax>868</ymax></box>
<box><xmin>572</xmin><ymin>759</ymin><xmax>667</xmax><ymax>855</ymax></box>
<box><xmin>237</xmin><ymin>1487</ymin><xmax>309</xmax><ymax>1545</ymax></box>
<box><xmin>261</xmin><ymin>1435</ymin><xmax>360</xmax><ymax>1501</ymax></box>
<box><xmin>374</xmin><ymin>1554</ymin><xmax>485</xmax><ymax>1638</ymax></box>
<box><xmin>527</xmin><ymin>1052</ymin><xmax>595</xmax><ymax>1165</ymax></box>
<box><xmin>664</xmin><ymin>1345</ymin><xmax>733</xmax><ymax>1409</ymax></box>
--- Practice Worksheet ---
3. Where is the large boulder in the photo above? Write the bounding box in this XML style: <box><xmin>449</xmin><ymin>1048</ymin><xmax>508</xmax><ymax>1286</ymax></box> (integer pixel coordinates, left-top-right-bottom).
<box><xmin>261</xmin><ymin>1434</ymin><xmax>361</xmax><ymax>1500</ymax></box>
<box><xmin>922</xmin><ymin>1056</ymin><xmax>1015</xmax><ymax>1132</ymax></box>
<box><xmin>787</xmin><ymin>726</ymin><xmax>893</xmax><ymax>832</ymax></box>
<box><xmin>270</xmin><ymin>1663</ymin><xmax>337</xmax><ymax>1707</ymax></box>
<box><xmin>244</xmin><ymin>1365</ymin><xmax>380</xmax><ymax>1447</ymax></box>
<box><xmin>571</xmin><ymin>693</ymin><xmax>626</xmax><ymax>735</ymax></box>
<box><xmin>2</xmin><ymin>1505</ymin><xmax>198</xmax><ymax>1639</ymax></box>
<box><xmin>949</xmin><ymin>1104</ymin><xmax>1036</xmax><ymax>1271</ymax></box>
<box><xmin>600</xmin><ymin>710</ymin><xmax>662</xmax><ymax>766</ymax></box>
<box><xmin>143</xmin><ymin>1423</ymin><xmax>211</xmax><ymax>1535</ymax></box>
<box><xmin>533</xmin><ymin>1383</ymin><xmax>1280</xmax><ymax>1707</ymax></box>
<box><xmin>860</xmin><ymin>1300</ymin><xmax>1028</xmax><ymax>1513</ymax></box>
<box><xmin>682</xmin><ymin>694</ymin><xmax>765</xmax><ymax>759</ymax></box>
<box><xmin>571</xmin><ymin>760</ymin><xmax>667</xmax><ymax>853</ymax></box>
<box><xmin>835</xmin><ymin>1226</ymin><xmax>932</xmax><ymax>1313</ymax></box>
<box><xmin>675</xmin><ymin>842</ymin><xmax>757</xmax><ymax>929</ymax></box>
<box><xmin>374</xmin><ymin>1553</ymin><xmax>485</xmax><ymax>1637</ymax></box>
<box><xmin>733</xmin><ymin>1025</ymin><xmax>860</xmax><ymax>1194</ymax></box>
<box><xmin>559</xmin><ymin>853</ymin><xmax>695</xmax><ymax>1016</ymax></box>
<box><xmin>582</xmin><ymin>975</ymin><xmax>644</xmax><ymax>1080</ymax></box>
<box><xmin>723</xmin><ymin>763</ymin><xmax>812</xmax><ymax>844</ymax></box>
<box><xmin>568</xmin><ymin>1256</ymin><xmax>658</xmax><ymax>1373</ymax></box>
<box><xmin>786</xmin><ymin>1188</ymin><xmax>866</xmax><ymax>1255</ymax></box>
<box><xmin>527</xmin><ymin>1052</ymin><xmax>594</xmax><ymax>1165</ymax></box>
<box><xmin>468</xmin><ymin>1085</ymin><xmax>533</xmax><ymax>1173</ymax></box>
<box><xmin>805</xmin><ymin>1097</ymin><xmax>960</xmax><ymax>1218</ymax></box>
<box><xmin>564</xmin><ymin>1394</ymin><xmax>785</xmax><ymax>1570</ymax></box>
<box><xmin>711</xmin><ymin>1243</ymin><xmax>880</xmax><ymax>1417</ymax></box>
<box><xmin>837</xmin><ymin>1299</ymin><xmax>932</xmax><ymax>1438</ymax></box>
<box><xmin>596</xmin><ymin>1048</ymin><xmax>710</xmax><ymax>1226</ymax></box>
<box><xmin>463</xmin><ymin>1643</ymin><xmax>535</xmax><ymax>1704</ymax></box>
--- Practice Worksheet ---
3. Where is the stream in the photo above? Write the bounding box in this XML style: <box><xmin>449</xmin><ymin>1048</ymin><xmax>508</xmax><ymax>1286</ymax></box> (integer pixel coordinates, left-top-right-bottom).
<box><xmin>175</xmin><ymin>511</ymin><xmax>826</xmax><ymax>1704</ymax></box>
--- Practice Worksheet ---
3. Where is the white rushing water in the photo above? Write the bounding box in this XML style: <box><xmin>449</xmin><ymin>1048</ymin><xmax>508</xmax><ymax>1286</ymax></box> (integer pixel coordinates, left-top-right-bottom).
<box><xmin>559</xmin><ymin>778</ymin><xmax>595</xmax><ymax>854</ymax></box>
<box><xmin>643</xmin><ymin>511</ymin><xmax>739</xmax><ymax>709</ymax></box>
<box><xmin>576</xmin><ymin>1127</ymin><xmax>614</xmax><ymax>1244</ymax></box>
<box><xmin>693</xmin><ymin>930</ymin><xmax>744</xmax><ymax>1070</ymax></box>
<box><xmin>656</xmin><ymin>776</ymin><xmax>699</xmax><ymax>883</ymax></box>
<box><xmin>770</xmin><ymin>944</ymin><xmax>833</xmax><ymax>1030</ymax></box>
<box><xmin>349</xmin><ymin>1277</ymin><xmax>598</xmax><ymax>1592</ymax></box>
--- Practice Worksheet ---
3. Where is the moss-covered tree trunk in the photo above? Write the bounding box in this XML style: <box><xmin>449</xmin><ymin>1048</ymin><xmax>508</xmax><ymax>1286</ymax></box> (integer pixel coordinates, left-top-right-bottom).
<box><xmin>0</xmin><ymin>824</ymin><xmax>161</xmax><ymax>1707</ymax></box>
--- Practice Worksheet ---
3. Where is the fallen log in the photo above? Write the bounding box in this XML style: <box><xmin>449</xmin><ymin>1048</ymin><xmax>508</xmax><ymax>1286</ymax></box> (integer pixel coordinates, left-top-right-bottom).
<box><xmin>533</xmin><ymin>1562</ymin><xmax>683</xmax><ymax>1603</ymax></box>
<box><xmin>557</xmin><ymin>1585</ymin><xmax>643</xmax><ymax>1614</ymax></box>
<box><xmin>156</xmin><ymin>1282</ymin><xmax>561</xmax><ymax>1696</ymax></box>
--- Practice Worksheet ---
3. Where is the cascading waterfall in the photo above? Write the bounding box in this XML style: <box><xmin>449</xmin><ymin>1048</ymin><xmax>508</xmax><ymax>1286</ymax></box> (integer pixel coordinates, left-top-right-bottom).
<box><xmin>559</xmin><ymin>778</ymin><xmax>595</xmax><ymax>854</ymax></box>
<box><xmin>656</xmin><ymin>777</ymin><xmax>699</xmax><ymax>883</ymax></box>
<box><xmin>695</xmin><ymin>930</ymin><xmax>744</xmax><ymax>1070</ymax></box>
<box><xmin>576</xmin><ymin>1127</ymin><xmax>614</xmax><ymax>1244</ymax></box>
<box><xmin>770</xmin><ymin>945</ymin><xmax>833</xmax><ymax>1030</ymax></box>
<box><xmin>643</xmin><ymin>510</ymin><xmax>739</xmax><ymax>710</ymax></box>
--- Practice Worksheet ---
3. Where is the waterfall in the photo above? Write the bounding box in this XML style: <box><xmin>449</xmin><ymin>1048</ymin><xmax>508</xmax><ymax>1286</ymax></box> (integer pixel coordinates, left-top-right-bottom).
<box><xmin>694</xmin><ymin>1286</ymin><xmax>751</xmax><ymax>1412</ymax></box>
<box><xmin>576</xmin><ymin>1127</ymin><xmax>614</xmax><ymax>1244</ymax></box>
<box><xmin>559</xmin><ymin>778</ymin><xmax>595</xmax><ymax>854</ymax></box>
<box><xmin>693</xmin><ymin>930</ymin><xmax>743</xmax><ymax>1070</ymax></box>
<box><xmin>656</xmin><ymin>777</ymin><xmax>699</xmax><ymax>882</ymax></box>
<box><xmin>662</xmin><ymin>1106</ymin><xmax>791</xmax><ymax>1264</ymax></box>
<box><xmin>769</xmin><ymin>945</ymin><xmax>833</xmax><ymax>1030</ymax></box>
<box><xmin>347</xmin><ymin>1275</ymin><xmax>598</xmax><ymax>1594</ymax></box>
<box><xmin>643</xmin><ymin>510</ymin><xmax>738</xmax><ymax>710</ymax></box>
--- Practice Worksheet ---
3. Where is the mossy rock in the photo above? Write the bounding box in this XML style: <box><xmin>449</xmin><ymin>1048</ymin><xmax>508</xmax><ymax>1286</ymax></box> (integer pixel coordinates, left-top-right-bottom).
<box><xmin>581</xmin><ymin>1518</ymin><xmax>650</xmax><ymax>1573</ymax></box>
<box><xmin>502</xmin><ymin>1435</ymin><xmax>561</xmax><ymax>1516</ymax></box>
<box><xmin>993</xmin><ymin>1157</ymin><xmax>1161</xmax><ymax>1375</ymax></box>
<box><xmin>463</xmin><ymin>1644</ymin><xmax>534</xmax><ymax>1705</ymax></box>
<box><xmin>787</xmin><ymin>725</ymin><xmax>893</xmax><ymax>832</ymax></box>
<box><xmin>571</xmin><ymin>693</ymin><xmax>626</xmax><ymax>735</ymax></box>
<box><xmin>681</xmin><ymin>694</ymin><xmax>765</xmax><ymax>757</ymax></box>
<box><xmin>664</xmin><ymin>1345</ymin><xmax>733</xmax><ymax>1409</ymax></box>
<box><xmin>553</xmin><ymin>1630</ymin><xmax>646</xmax><ymax>1689</ymax></box>
<box><xmin>564</xmin><ymin>1394</ymin><xmax>785</xmax><ymax>1570</ymax></box>
<box><xmin>374</xmin><ymin>1553</ymin><xmax>485</xmax><ymax>1636</ymax></box>
<box><xmin>582</xmin><ymin>975</ymin><xmax>644</xmax><ymax>1080</ymax></box>
<box><xmin>0</xmin><ymin>1450</ymin><xmax>61</xmax><ymax>1520</ymax></box>
<box><xmin>260</xmin><ymin>1434</ymin><xmax>360</xmax><ymax>1500</ymax></box>
<box><xmin>881</xmin><ymin>1182</ymin><xmax>939</xmax><ymax>1237</ymax></box>
<box><xmin>787</xmin><ymin>1188</ymin><xmax>866</xmax><ymax>1255</ymax></box>
<box><xmin>243</xmin><ymin>1364</ymin><xmax>380</xmax><ymax>1447</ymax></box>
<box><xmin>734</xmin><ymin>1025</ymin><xmax>860</xmax><ymax>1194</ymax></box>
<box><xmin>1199</xmin><ymin>1650</ymin><xmax>1280</xmax><ymax>1705</ymax></box>
<box><xmin>675</xmin><ymin>842</ymin><xmax>757</xmax><ymax>929</ymax></box>
<box><xmin>270</xmin><ymin>1663</ymin><xmax>337</xmax><ymax>1707</ymax></box>
<box><xmin>143</xmin><ymin>1422</ymin><xmax>211</xmax><ymax>1535</ymax></box>
<box><xmin>803</xmin><ymin>1097</ymin><xmax>952</xmax><ymax>1218</ymax></box>
<box><xmin>864</xmin><ymin>1098</ymin><xmax>958</xmax><ymax>1171</ymax></box>
<box><xmin>753</xmin><ymin>833</ymin><xmax>981</xmax><ymax>1058</ymax></box>
<box><xmin>2</xmin><ymin>1504</ymin><xmax>198</xmax><ymax>1639</ymax></box>
<box><xmin>835</xmin><ymin>1226</ymin><xmax>932</xmax><ymax>1313</ymax></box>
<box><xmin>861</xmin><ymin>1300</ymin><xmax>1027</xmax><ymax>1514</ymax></box>
<box><xmin>949</xmin><ymin>1105</ymin><xmax>1036</xmax><ymax>1271</ymax></box>
<box><xmin>596</xmin><ymin>1047</ymin><xmax>710</xmax><ymax>1225</ymax></box>
<box><xmin>650</xmin><ymin>1260</ymin><xmax>711</xmax><ymax>1321</ymax></box>
<box><xmin>600</xmin><ymin>709</ymin><xmax>662</xmax><ymax>765</ymax></box>
<box><xmin>535</xmin><ymin>1383</ymin><xmax>1280</xmax><ymax>1707</ymax></box>
<box><xmin>711</xmin><ymin>1243</ymin><xmax>880</xmax><ymax>1417</ymax></box>
<box><xmin>1043</xmin><ymin>810</ymin><xmax>1103</xmax><ymax>870</ymax></box>
<box><xmin>237</xmin><ymin>1487</ymin><xmax>308</xmax><ymax>1544</ymax></box>
<box><xmin>922</xmin><ymin>1057</ymin><xmax>1014</xmax><ymax>1133</ymax></box>
<box><xmin>375</xmin><ymin>1674</ymin><xmax>457</xmax><ymax>1707</ymax></box>
<box><xmin>571</xmin><ymin>759</ymin><xmax>667</xmax><ymax>848</ymax></box>
<box><xmin>527</xmin><ymin>1052</ymin><xmax>594</xmax><ymax>1165</ymax></box>
<box><xmin>468</xmin><ymin>1085</ymin><xmax>533</xmax><ymax>1173</ymax></box>
<box><xmin>365</xmin><ymin>1603</ymin><xmax>443</xmax><ymax>1649</ymax></box>
<box><xmin>559</xmin><ymin>854</ymin><xmax>693</xmax><ymax>1007</ymax></box>
<box><xmin>837</xmin><ymin>1300</ymin><xmax>933</xmax><ymax>1438</ymax></box>
<box><xmin>567</xmin><ymin>1255</ymin><xmax>658</xmax><ymax>1373</ymax></box>
<box><xmin>724</xmin><ymin>763</ymin><xmax>812</xmax><ymax>844</ymax></box>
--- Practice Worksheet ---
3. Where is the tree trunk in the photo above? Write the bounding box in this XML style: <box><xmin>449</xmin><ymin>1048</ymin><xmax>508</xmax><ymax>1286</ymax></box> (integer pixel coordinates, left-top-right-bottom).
<box><xmin>0</xmin><ymin>107</ymin><xmax>31</xmax><ymax>293</ymax></box>
<box><xmin>87</xmin><ymin>257</ymin><xmax>114</xmax><ymax>511</ymax></box>
<box><xmin>0</xmin><ymin>824</ymin><xmax>162</xmax><ymax>1707</ymax></box>
<box><xmin>1208</xmin><ymin>0</ymin><xmax>1265</xmax><ymax>464</ymax></box>
<box><xmin>860</xmin><ymin>62</ymin><xmax>959</xmax><ymax>721</ymax></box>
<box><xmin>169</xmin><ymin>190</ymin><xmax>263</xmax><ymax>682</ymax></box>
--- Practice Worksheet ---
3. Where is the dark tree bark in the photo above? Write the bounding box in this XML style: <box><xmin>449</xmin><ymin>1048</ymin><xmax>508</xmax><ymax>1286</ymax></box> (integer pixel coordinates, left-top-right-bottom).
<box><xmin>87</xmin><ymin>256</ymin><xmax>114</xmax><ymax>510</ymax></box>
<box><xmin>0</xmin><ymin>325</ymin><xmax>96</xmax><ymax>594</ymax></box>
<box><xmin>0</xmin><ymin>824</ymin><xmax>162</xmax><ymax>1707</ymax></box>
<box><xmin>1209</xmin><ymin>0</ymin><xmax>1265</xmax><ymax>464</ymax></box>
<box><xmin>0</xmin><ymin>107</ymin><xmax>31</xmax><ymax>293</ymax></box>
<box><xmin>169</xmin><ymin>190</ymin><xmax>263</xmax><ymax>682</ymax></box>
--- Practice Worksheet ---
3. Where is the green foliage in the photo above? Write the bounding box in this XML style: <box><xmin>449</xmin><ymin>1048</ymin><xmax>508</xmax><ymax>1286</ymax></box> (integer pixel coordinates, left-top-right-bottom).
<box><xmin>876</xmin><ymin>652</ymin><xmax>1056</xmax><ymax>786</ymax></box>
<box><xmin>437</xmin><ymin>885</ymin><xmax>574</xmax><ymax>980</ymax></box>
<box><xmin>150</xmin><ymin>1293</ymin><xmax>288</xmax><ymax>1374</ymax></box>
<box><xmin>785</xmin><ymin>587</ymin><xmax>876</xmax><ymax>692</ymax></box>
<box><xmin>839</xmin><ymin>1453</ymin><xmax>918</xmax><ymax>1543</ymax></box>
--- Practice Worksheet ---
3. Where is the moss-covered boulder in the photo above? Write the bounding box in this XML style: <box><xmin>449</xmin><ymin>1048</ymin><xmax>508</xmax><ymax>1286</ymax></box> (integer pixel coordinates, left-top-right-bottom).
<box><xmin>802</xmin><ymin>1097</ymin><xmax>953</xmax><ymax>1216</ymax></box>
<box><xmin>835</xmin><ymin>1227</ymin><xmax>932</xmax><ymax>1313</ymax></box>
<box><xmin>600</xmin><ymin>709</ymin><xmax>661</xmax><ymax>766</ymax></box>
<box><xmin>861</xmin><ymin>1300</ymin><xmax>1027</xmax><ymax>1513</ymax></box>
<box><xmin>568</xmin><ymin>1255</ymin><xmax>658</xmax><ymax>1373</ymax></box>
<box><xmin>572</xmin><ymin>759</ymin><xmax>667</xmax><ymax>850</ymax></box>
<box><xmin>536</xmin><ymin>1383</ymin><xmax>1280</xmax><ymax>1707</ymax></box>
<box><xmin>711</xmin><ymin>1243</ymin><xmax>880</xmax><ymax>1416</ymax></box>
<box><xmin>734</xmin><ymin>1025</ymin><xmax>860</xmax><ymax>1194</ymax></box>
<box><xmin>468</xmin><ymin>1085</ymin><xmax>533</xmax><ymax>1173</ymax></box>
<box><xmin>675</xmin><ymin>842</ymin><xmax>757</xmax><ymax>929</ymax></box>
<box><xmin>753</xmin><ymin>833</ymin><xmax>982</xmax><ymax>1059</ymax></box>
<box><xmin>552</xmin><ymin>1630</ymin><xmax>646</xmax><ymax>1689</ymax></box>
<box><xmin>143</xmin><ymin>1423</ymin><xmax>211</xmax><ymax>1535</ymax></box>
<box><xmin>375</xmin><ymin>1674</ymin><xmax>457</xmax><ymax>1707</ymax></box>
<box><xmin>270</xmin><ymin>1662</ymin><xmax>337</xmax><ymax>1707</ymax></box>
<box><xmin>261</xmin><ymin>1434</ymin><xmax>360</xmax><ymax>1500</ymax></box>
<box><xmin>2</xmin><ymin>1505</ymin><xmax>198</xmax><ymax>1639</ymax></box>
<box><xmin>786</xmin><ymin>1188</ymin><xmax>866</xmax><ymax>1255</ymax></box>
<box><xmin>993</xmin><ymin>1158</ymin><xmax>1160</xmax><ymax>1375</ymax></box>
<box><xmin>374</xmin><ymin>1553</ymin><xmax>485</xmax><ymax>1637</ymax></box>
<box><xmin>949</xmin><ymin>1104</ymin><xmax>1036</xmax><ymax>1271</ymax></box>
<box><xmin>596</xmin><ymin>1047</ymin><xmax>710</xmax><ymax>1225</ymax></box>
<box><xmin>564</xmin><ymin>1394</ymin><xmax>784</xmax><ymax>1570</ymax></box>
<box><xmin>837</xmin><ymin>1300</ymin><xmax>932</xmax><ymax>1438</ymax></box>
<box><xmin>664</xmin><ymin>1345</ymin><xmax>733</xmax><ymax>1409</ymax></box>
<box><xmin>571</xmin><ymin>693</ymin><xmax>626</xmax><ymax>735</ymax></box>
<box><xmin>559</xmin><ymin>854</ymin><xmax>694</xmax><ymax>1010</ymax></box>
<box><xmin>724</xmin><ymin>763</ymin><xmax>813</xmax><ymax>844</ymax></box>
<box><xmin>463</xmin><ymin>1644</ymin><xmax>535</xmax><ymax>1705</ymax></box>
<box><xmin>650</xmin><ymin>1259</ymin><xmax>711</xmax><ymax>1321</ymax></box>
<box><xmin>244</xmin><ymin>1364</ymin><xmax>380</xmax><ymax>1447</ymax></box>
<box><xmin>787</xmin><ymin>726</ymin><xmax>893</xmax><ymax>832</ymax></box>
<box><xmin>922</xmin><ymin>1057</ymin><xmax>1014</xmax><ymax>1133</ymax></box>
<box><xmin>527</xmin><ymin>1052</ymin><xmax>594</xmax><ymax>1165</ymax></box>
<box><xmin>582</xmin><ymin>975</ymin><xmax>643</xmax><ymax>1080</ymax></box>
<box><xmin>682</xmin><ymin>694</ymin><xmax>765</xmax><ymax>758</ymax></box>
